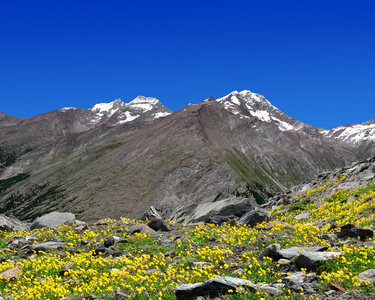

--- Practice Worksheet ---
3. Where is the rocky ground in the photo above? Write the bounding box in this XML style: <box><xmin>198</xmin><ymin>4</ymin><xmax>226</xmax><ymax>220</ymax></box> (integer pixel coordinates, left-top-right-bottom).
<box><xmin>0</xmin><ymin>156</ymin><xmax>375</xmax><ymax>299</ymax></box>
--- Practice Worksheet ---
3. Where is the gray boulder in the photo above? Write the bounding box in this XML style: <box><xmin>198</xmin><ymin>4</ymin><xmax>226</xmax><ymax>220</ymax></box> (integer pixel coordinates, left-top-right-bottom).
<box><xmin>0</xmin><ymin>214</ymin><xmax>29</xmax><ymax>232</ymax></box>
<box><xmin>173</xmin><ymin>196</ymin><xmax>257</xmax><ymax>225</ymax></box>
<box><xmin>257</xmin><ymin>243</ymin><xmax>281</xmax><ymax>261</ymax></box>
<box><xmin>295</xmin><ymin>251</ymin><xmax>342</xmax><ymax>271</ymax></box>
<box><xmin>282</xmin><ymin>271</ymin><xmax>317</xmax><ymax>286</ymax></box>
<box><xmin>278</xmin><ymin>246</ymin><xmax>328</xmax><ymax>260</ymax></box>
<box><xmin>30</xmin><ymin>212</ymin><xmax>76</xmax><ymax>230</ymax></box>
<box><xmin>237</xmin><ymin>208</ymin><xmax>272</xmax><ymax>227</ymax></box>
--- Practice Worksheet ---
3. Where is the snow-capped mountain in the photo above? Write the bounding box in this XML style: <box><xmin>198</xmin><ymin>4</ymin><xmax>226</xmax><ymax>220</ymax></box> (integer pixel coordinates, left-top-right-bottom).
<box><xmin>62</xmin><ymin>96</ymin><xmax>172</xmax><ymax>126</ymax></box>
<box><xmin>321</xmin><ymin>119</ymin><xmax>375</xmax><ymax>145</ymax></box>
<box><xmin>215</xmin><ymin>90</ymin><xmax>304</xmax><ymax>132</ymax></box>
<box><xmin>0</xmin><ymin>89</ymin><xmax>374</xmax><ymax>221</ymax></box>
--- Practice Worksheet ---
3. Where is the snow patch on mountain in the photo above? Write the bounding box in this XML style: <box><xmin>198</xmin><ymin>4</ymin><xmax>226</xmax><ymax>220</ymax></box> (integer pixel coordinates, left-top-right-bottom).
<box><xmin>322</xmin><ymin>122</ymin><xmax>375</xmax><ymax>145</ymax></box>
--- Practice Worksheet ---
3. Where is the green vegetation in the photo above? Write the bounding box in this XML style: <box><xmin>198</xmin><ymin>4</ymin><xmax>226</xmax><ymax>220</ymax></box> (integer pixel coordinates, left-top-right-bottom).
<box><xmin>0</xmin><ymin>172</ymin><xmax>30</xmax><ymax>194</ymax></box>
<box><xmin>0</xmin><ymin>181</ymin><xmax>375</xmax><ymax>299</ymax></box>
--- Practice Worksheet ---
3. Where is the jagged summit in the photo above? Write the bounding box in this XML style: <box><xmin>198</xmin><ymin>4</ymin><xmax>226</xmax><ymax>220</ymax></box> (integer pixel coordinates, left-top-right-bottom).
<box><xmin>216</xmin><ymin>90</ymin><xmax>302</xmax><ymax>132</ymax></box>
<box><xmin>61</xmin><ymin>96</ymin><xmax>172</xmax><ymax>126</ymax></box>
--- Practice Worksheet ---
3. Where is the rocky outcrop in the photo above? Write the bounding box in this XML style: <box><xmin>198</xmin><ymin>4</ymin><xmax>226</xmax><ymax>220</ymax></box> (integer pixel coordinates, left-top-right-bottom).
<box><xmin>0</xmin><ymin>214</ymin><xmax>29</xmax><ymax>232</ymax></box>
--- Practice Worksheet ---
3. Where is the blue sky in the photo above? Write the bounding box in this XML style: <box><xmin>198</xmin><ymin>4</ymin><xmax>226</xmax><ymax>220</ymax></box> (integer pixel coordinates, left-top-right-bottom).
<box><xmin>1</xmin><ymin>0</ymin><xmax>374</xmax><ymax>129</ymax></box>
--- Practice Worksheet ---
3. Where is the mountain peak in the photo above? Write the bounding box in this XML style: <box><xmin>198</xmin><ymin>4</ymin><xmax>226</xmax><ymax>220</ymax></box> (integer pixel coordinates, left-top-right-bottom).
<box><xmin>128</xmin><ymin>96</ymin><xmax>161</xmax><ymax>110</ymax></box>
<box><xmin>216</xmin><ymin>90</ymin><xmax>300</xmax><ymax>132</ymax></box>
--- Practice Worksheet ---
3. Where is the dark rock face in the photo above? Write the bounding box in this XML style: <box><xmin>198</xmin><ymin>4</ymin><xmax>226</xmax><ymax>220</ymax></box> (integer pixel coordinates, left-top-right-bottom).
<box><xmin>30</xmin><ymin>212</ymin><xmax>76</xmax><ymax>230</ymax></box>
<box><xmin>147</xmin><ymin>218</ymin><xmax>171</xmax><ymax>232</ymax></box>
<box><xmin>237</xmin><ymin>208</ymin><xmax>272</xmax><ymax>227</ymax></box>
<box><xmin>336</xmin><ymin>228</ymin><xmax>374</xmax><ymax>242</ymax></box>
<box><xmin>295</xmin><ymin>252</ymin><xmax>342</xmax><ymax>271</ymax></box>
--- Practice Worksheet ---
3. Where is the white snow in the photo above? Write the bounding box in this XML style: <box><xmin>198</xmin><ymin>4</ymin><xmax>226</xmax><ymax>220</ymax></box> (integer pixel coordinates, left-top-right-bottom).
<box><xmin>129</xmin><ymin>96</ymin><xmax>159</xmax><ymax>105</ymax></box>
<box><xmin>230</xmin><ymin>95</ymin><xmax>241</xmax><ymax>105</ymax></box>
<box><xmin>249</xmin><ymin>110</ymin><xmax>271</xmax><ymax>122</ymax></box>
<box><xmin>153</xmin><ymin>111</ymin><xmax>171</xmax><ymax>119</ymax></box>
<box><xmin>323</xmin><ymin>123</ymin><xmax>375</xmax><ymax>144</ymax></box>
<box><xmin>128</xmin><ymin>103</ymin><xmax>154</xmax><ymax>111</ymax></box>
<box><xmin>271</xmin><ymin>117</ymin><xmax>295</xmax><ymax>131</ymax></box>
<box><xmin>60</xmin><ymin>107</ymin><xmax>76</xmax><ymax>112</ymax></box>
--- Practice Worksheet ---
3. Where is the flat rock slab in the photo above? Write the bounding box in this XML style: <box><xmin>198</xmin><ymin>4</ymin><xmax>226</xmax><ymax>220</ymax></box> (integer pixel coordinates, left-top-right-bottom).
<box><xmin>30</xmin><ymin>212</ymin><xmax>76</xmax><ymax>230</ymax></box>
<box><xmin>174</xmin><ymin>276</ymin><xmax>256</xmax><ymax>300</ymax></box>
<box><xmin>295</xmin><ymin>251</ymin><xmax>342</xmax><ymax>271</ymax></box>
<box><xmin>278</xmin><ymin>246</ymin><xmax>328</xmax><ymax>260</ymax></box>
<box><xmin>29</xmin><ymin>241</ymin><xmax>67</xmax><ymax>253</ymax></box>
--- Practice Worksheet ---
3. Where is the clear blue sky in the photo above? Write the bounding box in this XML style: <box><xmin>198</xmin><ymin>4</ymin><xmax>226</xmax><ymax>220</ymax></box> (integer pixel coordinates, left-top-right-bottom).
<box><xmin>1</xmin><ymin>0</ymin><xmax>374</xmax><ymax>129</ymax></box>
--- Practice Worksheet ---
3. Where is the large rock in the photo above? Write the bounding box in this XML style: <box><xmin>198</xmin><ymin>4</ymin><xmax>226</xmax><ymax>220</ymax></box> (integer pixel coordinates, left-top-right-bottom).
<box><xmin>257</xmin><ymin>243</ymin><xmax>281</xmax><ymax>261</ymax></box>
<box><xmin>147</xmin><ymin>218</ymin><xmax>171</xmax><ymax>232</ymax></box>
<box><xmin>237</xmin><ymin>208</ymin><xmax>272</xmax><ymax>227</ymax></box>
<box><xmin>174</xmin><ymin>276</ymin><xmax>256</xmax><ymax>300</ymax></box>
<box><xmin>295</xmin><ymin>251</ymin><xmax>342</xmax><ymax>271</ymax></box>
<box><xmin>0</xmin><ymin>214</ymin><xmax>29</xmax><ymax>232</ymax></box>
<box><xmin>127</xmin><ymin>224</ymin><xmax>155</xmax><ymax>235</ymax></box>
<box><xmin>278</xmin><ymin>246</ymin><xmax>328</xmax><ymax>260</ymax></box>
<box><xmin>30</xmin><ymin>212</ymin><xmax>76</xmax><ymax>230</ymax></box>
<box><xmin>172</xmin><ymin>197</ymin><xmax>257</xmax><ymax>224</ymax></box>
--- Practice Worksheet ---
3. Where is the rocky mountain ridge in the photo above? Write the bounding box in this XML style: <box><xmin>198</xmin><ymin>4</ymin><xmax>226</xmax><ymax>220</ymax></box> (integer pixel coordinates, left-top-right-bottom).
<box><xmin>0</xmin><ymin>90</ymin><xmax>374</xmax><ymax>222</ymax></box>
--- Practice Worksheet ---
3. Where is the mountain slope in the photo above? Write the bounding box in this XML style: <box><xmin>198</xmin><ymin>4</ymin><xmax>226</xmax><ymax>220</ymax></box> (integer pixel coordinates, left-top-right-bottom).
<box><xmin>0</xmin><ymin>90</ymin><xmax>373</xmax><ymax>221</ymax></box>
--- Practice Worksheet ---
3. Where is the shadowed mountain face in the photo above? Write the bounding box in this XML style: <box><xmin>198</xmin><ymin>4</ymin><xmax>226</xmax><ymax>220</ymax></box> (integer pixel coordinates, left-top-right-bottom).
<box><xmin>0</xmin><ymin>91</ymin><xmax>373</xmax><ymax>222</ymax></box>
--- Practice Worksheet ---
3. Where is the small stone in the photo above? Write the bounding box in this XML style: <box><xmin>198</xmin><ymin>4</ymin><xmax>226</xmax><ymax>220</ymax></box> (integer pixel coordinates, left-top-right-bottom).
<box><xmin>112</xmin><ymin>289</ymin><xmax>128</xmax><ymax>300</ymax></box>
<box><xmin>358</xmin><ymin>269</ymin><xmax>375</xmax><ymax>283</ymax></box>
<box><xmin>257</xmin><ymin>243</ymin><xmax>281</xmax><ymax>261</ymax></box>
<box><xmin>104</xmin><ymin>237</ymin><xmax>116</xmax><ymax>248</ymax></box>
<box><xmin>277</xmin><ymin>258</ymin><xmax>292</xmax><ymax>267</ymax></box>
<box><xmin>93</xmin><ymin>245</ymin><xmax>107</xmax><ymax>256</ymax></box>
<box><xmin>295</xmin><ymin>212</ymin><xmax>311</xmax><ymax>220</ymax></box>
<box><xmin>0</xmin><ymin>266</ymin><xmax>22</xmax><ymax>280</ymax></box>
